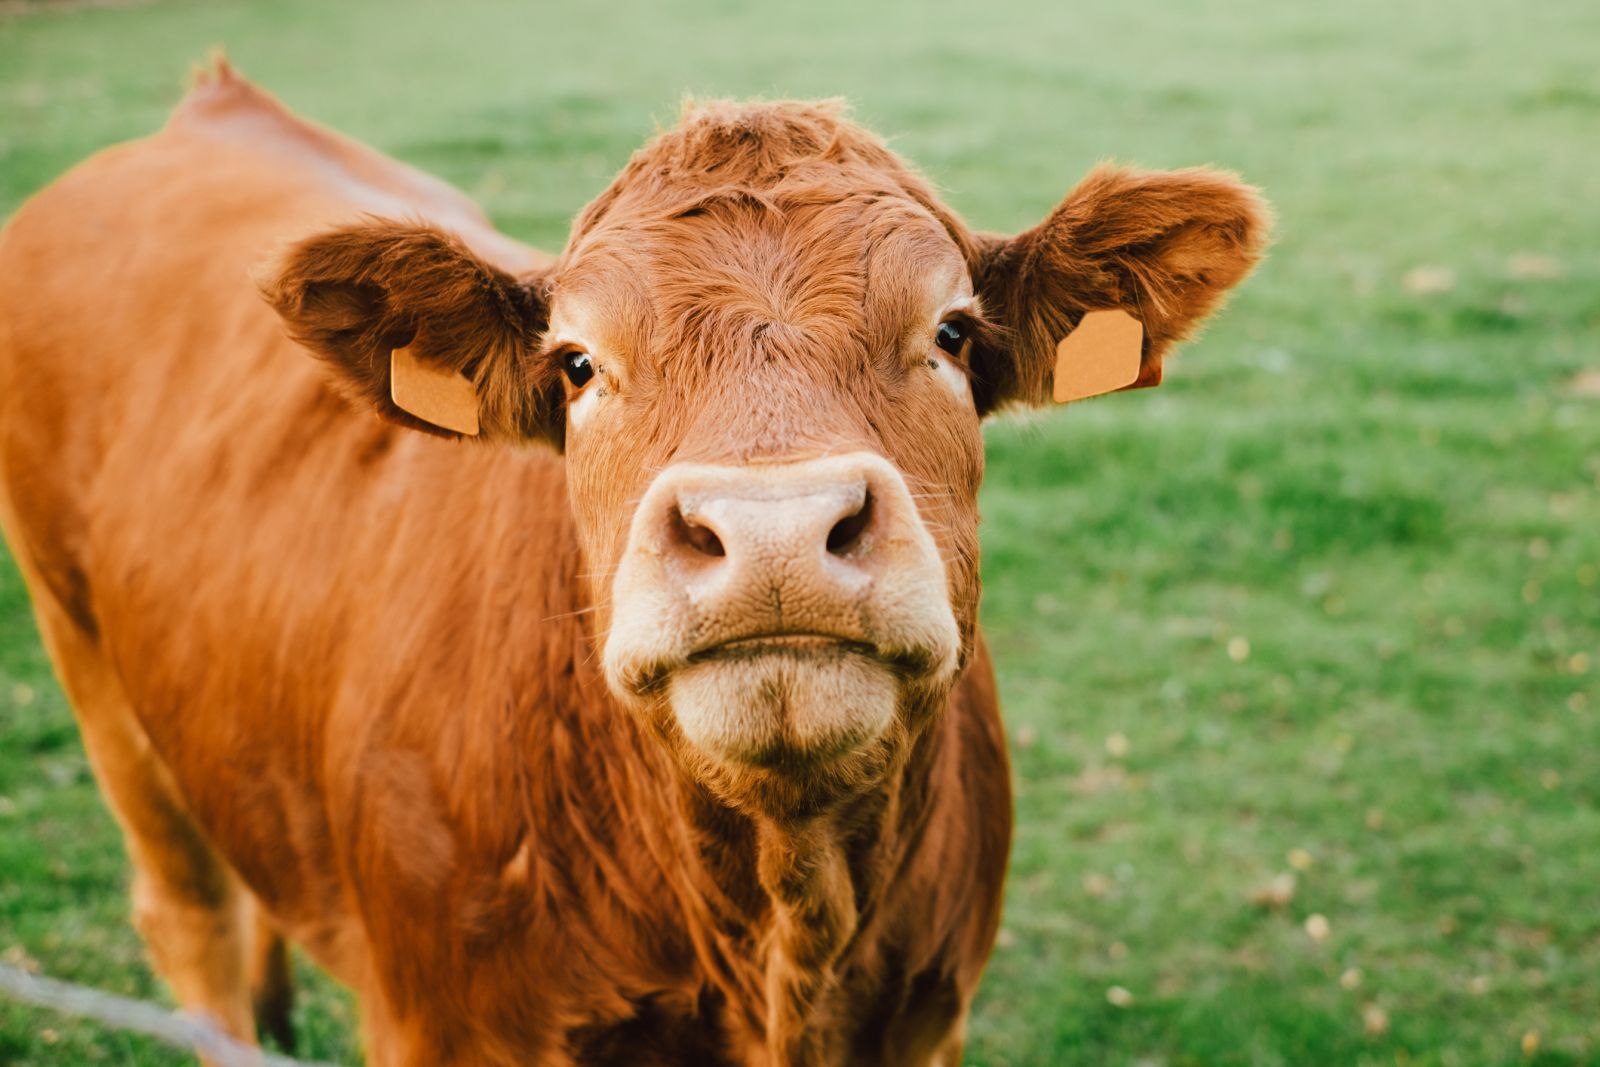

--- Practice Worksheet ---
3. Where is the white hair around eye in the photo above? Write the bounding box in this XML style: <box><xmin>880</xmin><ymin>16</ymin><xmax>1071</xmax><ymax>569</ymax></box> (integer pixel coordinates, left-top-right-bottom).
<box><xmin>567</xmin><ymin>379</ymin><xmax>605</xmax><ymax>430</ymax></box>
<box><xmin>928</xmin><ymin>293</ymin><xmax>976</xmax><ymax>402</ymax></box>
<box><xmin>928</xmin><ymin>351</ymin><xmax>971</xmax><ymax>401</ymax></box>
<box><xmin>546</xmin><ymin>296</ymin><xmax>616</xmax><ymax>435</ymax></box>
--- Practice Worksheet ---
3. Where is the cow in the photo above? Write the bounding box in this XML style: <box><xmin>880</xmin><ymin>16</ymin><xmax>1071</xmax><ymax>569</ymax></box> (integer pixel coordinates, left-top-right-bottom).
<box><xmin>0</xmin><ymin>57</ymin><xmax>1266</xmax><ymax>1066</ymax></box>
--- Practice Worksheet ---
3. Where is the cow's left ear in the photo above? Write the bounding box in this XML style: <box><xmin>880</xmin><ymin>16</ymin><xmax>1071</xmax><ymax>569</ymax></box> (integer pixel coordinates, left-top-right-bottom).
<box><xmin>968</xmin><ymin>165</ymin><xmax>1271</xmax><ymax>414</ymax></box>
<box><xmin>261</xmin><ymin>219</ymin><xmax>563</xmax><ymax>446</ymax></box>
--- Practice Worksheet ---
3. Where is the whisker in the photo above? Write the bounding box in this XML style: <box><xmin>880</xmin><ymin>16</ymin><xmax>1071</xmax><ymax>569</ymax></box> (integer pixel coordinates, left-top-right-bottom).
<box><xmin>542</xmin><ymin>605</ymin><xmax>599</xmax><ymax>624</ymax></box>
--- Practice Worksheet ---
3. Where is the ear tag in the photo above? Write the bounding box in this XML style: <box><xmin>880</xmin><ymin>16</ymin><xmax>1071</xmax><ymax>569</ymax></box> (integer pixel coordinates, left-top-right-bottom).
<box><xmin>390</xmin><ymin>347</ymin><xmax>480</xmax><ymax>436</ymax></box>
<box><xmin>1052</xmin><ymin>309</ymin><xmax>1145</xmax><ymax>404</ymax></box>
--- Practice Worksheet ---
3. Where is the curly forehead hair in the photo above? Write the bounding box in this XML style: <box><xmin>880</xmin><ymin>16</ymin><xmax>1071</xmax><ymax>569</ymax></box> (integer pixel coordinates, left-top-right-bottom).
<box><xmin>566</xmin><ymin>99</ymin><xmax>977</xmax><ymax>256</ymax></box>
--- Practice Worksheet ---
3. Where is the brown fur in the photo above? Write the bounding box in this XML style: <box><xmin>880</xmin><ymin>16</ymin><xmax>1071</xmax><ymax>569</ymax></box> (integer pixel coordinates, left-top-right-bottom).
<box><xmin>0</xmin><ymin>57</ymin><xmax>1266</xmax><ymax>1066</ymax></box>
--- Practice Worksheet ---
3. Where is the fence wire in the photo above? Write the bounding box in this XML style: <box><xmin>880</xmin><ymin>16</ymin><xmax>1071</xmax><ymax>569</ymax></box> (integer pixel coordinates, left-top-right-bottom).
<box><xmin>0</xmin><ymin>962</ymin><xmax>345</xmax><ymax>1067</ymax></box>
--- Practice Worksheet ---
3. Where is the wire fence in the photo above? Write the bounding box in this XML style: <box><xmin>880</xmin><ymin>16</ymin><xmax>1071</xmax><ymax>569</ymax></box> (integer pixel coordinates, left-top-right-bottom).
<box><xmin>0</xmin><ymin>962</ymin><xmax>345</xmax><ymax>1067</ymax></box>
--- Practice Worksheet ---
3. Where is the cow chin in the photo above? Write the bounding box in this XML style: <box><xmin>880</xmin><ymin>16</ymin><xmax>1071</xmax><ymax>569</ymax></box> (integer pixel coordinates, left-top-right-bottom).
<box><xmin>667</xmin><ymin>647</ymin><xmax>899</xmax><ymax>768</ymax></box>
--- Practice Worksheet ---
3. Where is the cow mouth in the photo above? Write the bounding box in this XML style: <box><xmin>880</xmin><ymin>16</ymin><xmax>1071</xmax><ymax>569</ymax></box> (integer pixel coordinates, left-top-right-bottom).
<box><xmin>665</xmin><ymin>646</ymin><xmax>901</xmax><ymax>768</ymax></box>
<box><xmin>641</xmin><ymin>623</ymin><xmax>966</xmax><ymax>771</ymax></box>
<box><xmin>688</xmin><ymin>632</ymin><xmax>879</xmax><ymax>662</ymax></box>
<box><xmin>615</xmin><ymin>621</ymin><xmax>956</xmax><ymax>703</ymax></box>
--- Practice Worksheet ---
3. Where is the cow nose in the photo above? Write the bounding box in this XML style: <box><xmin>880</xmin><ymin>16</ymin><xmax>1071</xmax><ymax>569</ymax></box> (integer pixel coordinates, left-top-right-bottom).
<box><xmin>630</xmin><ymin>454</ymin><xmax>936</xmax><ymax>636</ymax></box>
<box><xmin>669</xmin><ymin>478</ymin><xmax>871</xmax><ymax>569</ymax></box>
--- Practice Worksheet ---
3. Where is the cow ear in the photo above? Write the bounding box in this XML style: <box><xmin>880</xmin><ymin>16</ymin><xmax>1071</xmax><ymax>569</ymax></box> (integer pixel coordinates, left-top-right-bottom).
<box><xmin>969</xmin><ymin>165</ymin><xmax>1270</xmax><ymax>414</ymax></box>
<box><xmin>261</xmin><ymin>219</ymin><xmax>563</xmax><ymax>447</ymax></box>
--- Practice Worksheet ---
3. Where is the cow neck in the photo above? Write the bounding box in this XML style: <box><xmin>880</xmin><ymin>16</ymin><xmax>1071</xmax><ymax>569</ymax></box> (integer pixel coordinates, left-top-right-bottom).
<box><xmin>645</xmin><ymin>714</ymin><xmax>949</xmax><ymax>1065</ymax></box>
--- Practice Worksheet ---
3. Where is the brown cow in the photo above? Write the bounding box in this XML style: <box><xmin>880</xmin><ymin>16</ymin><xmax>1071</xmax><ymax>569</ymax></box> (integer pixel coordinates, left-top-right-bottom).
<box><xmin>0</xmin><ymin>59</ymin><xmax>1266</xmax><ymax>1066</ymax></box>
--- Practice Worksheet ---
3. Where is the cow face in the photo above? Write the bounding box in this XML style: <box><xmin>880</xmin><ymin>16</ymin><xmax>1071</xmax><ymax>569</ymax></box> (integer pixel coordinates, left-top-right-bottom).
<box><xmin>266</xmin><ymin>101</ymin><xmax>1267</xmax><ymax>812</ymax></box>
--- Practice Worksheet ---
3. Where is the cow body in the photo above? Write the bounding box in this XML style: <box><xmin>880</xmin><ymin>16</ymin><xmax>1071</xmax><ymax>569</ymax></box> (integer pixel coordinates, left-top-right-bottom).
<box><xmin>1</xmin><ymin>59</ymin><xmax>1266</xmax><ymax>1067</ymax></box>
<box><xmin>0</xmin><ymin>67</ymin><xmax>1008</xmax><ymax>1065</ymax></box>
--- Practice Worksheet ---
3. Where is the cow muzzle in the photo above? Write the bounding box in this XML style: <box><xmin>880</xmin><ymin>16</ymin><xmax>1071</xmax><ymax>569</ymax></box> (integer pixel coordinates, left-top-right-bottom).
<box><xmin>603</xmin><ymin>452</ymin><xmax>961</xmax><ymax>767</ymax></box>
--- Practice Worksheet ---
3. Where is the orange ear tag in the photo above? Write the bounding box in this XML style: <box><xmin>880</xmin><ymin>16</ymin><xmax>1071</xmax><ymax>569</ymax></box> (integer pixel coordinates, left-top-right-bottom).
<box><xmin>1052</xmin><ymin>309</ymin><xmax>1144</xmax><ymax>404</ymax></box>
<box><xmin>390</xmin><ymin>347</ymin><xmax>480</xmax><ymax>436</ymax></box>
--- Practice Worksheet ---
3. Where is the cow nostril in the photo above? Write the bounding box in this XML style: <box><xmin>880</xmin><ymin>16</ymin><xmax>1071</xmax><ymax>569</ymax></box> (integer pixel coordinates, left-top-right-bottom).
<box><xmin>671</xmin><ymin>506</ymin><xmax>725</xmax><ymax>558</ymax></box>
<box><xmin>826</xmin><ymin>492</ymin><xmax>873</xmax><ymax>556</ymax></box>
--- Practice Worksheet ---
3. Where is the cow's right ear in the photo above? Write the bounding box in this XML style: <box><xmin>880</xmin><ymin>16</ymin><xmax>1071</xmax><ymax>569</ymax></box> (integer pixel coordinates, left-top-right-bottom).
<box><xmin>261</xmin><ymin>219</ymin><xmax>563</xmax><ymax>447</ymax></box>
<box><xmin>967</xmin><ymin>166</ymin><xmax>1270</xmax><ymax>414</ymax></box>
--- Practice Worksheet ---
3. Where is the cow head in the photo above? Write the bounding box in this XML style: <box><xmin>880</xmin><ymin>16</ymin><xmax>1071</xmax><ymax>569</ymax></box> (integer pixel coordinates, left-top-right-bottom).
<box><xmin>265</xmin><ymin>101</ymin><xmax>1268</xmax><ymax>814</ymax></box>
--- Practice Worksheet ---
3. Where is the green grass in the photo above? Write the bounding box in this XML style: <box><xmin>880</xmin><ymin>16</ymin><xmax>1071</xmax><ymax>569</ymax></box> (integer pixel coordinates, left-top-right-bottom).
<box><xmin>2</xmin><ymin>0</ymin><xmax>1598</xmax><ymax>1063</ymax></box>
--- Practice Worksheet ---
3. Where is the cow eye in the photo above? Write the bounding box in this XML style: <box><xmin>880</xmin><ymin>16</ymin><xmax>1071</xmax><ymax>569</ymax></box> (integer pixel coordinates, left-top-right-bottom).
<box><xmin>562</xmin><ymin>350</ymin><xmax>595</xmax><ymax>388</ymax></box>
<box><xmin>935</xmin><ymin>320</ymin><xmax>966</xmax><ymax>356</ymax></box>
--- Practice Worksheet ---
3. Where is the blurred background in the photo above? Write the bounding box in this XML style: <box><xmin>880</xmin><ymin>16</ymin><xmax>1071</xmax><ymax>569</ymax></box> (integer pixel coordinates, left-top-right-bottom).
<box><xmin>0</xmin><ymin>0</ymin><xmax>1596</xmax><ymax>1063</ymax></box>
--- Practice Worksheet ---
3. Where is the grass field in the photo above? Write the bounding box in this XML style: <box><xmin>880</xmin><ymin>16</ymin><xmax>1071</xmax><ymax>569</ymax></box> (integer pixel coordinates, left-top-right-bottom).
<box><xmin>2</xmin><ymin>0</ymin><xmax>1598</xmax><ymax>1063</ymax></box>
